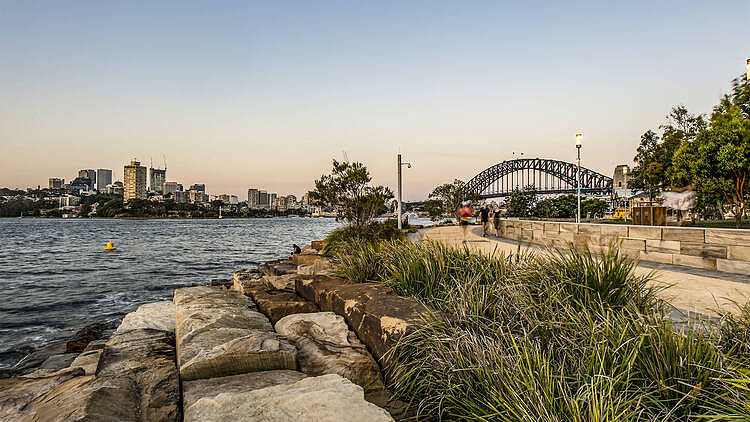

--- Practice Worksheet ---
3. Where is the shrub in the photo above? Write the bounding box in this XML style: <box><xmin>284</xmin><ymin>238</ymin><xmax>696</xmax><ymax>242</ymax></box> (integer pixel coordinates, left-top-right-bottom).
<box><xmin>337</xmin><ymin>241</ymin><xmax>750</xmax><ymax>420</ymax></box>
<box><xmin>321</xmin><ymin>219</ymin><xmax>404</xmax><ymax>257</ymax></box>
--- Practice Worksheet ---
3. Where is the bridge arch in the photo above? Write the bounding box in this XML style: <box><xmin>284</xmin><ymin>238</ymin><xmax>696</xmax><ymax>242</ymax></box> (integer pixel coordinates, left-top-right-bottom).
<box><xmin>466</xmin><ymin>158</ymin><xmax>613</xmax><ymax>198</ymax></box>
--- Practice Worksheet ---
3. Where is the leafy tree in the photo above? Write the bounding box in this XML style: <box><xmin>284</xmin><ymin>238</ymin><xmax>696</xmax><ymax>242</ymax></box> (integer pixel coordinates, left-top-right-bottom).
<box><xmin>677</xmin><ymin>97</ymin><xmax>750</xmax><ymax>228</ymax></box>
<box><xmin>308</xmin><ymin>160</ymin><xmax>393</xmax><ymax>226</ymax></box>
<box><xmin>423</xmin><ymin>199</ymin><xmax>444</xmax><ymax>221</ymax></box>
<box><xmin>506</xmin><ymin>185</ymin><xmax>538</xmax><ymax>217</ymax></box>
<box><xmin>428</xmin><ymin>179</ymin><xmax>481</xmax><ymax>219</ymax></box>
<box><xmin>582</xmin><ymin>198</ymin><xmax>609</xmax><ymax>218</ymax></box>
<box><xmin>630</xmin><ymin>106</ymin><xmax>704</xmax><ymax>200</ymax></box>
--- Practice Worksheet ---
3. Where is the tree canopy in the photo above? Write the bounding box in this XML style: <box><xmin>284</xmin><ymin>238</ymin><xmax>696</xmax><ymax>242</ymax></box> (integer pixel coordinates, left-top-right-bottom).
<box><xmin>308</xmin><ymin>160</ymin><xmax>393</xmax><ymax>226</ymax></box>
<box><xmin>428</xmin><ymin>179</ymin><xmax>481</xmax><ymax>219</ymax></box>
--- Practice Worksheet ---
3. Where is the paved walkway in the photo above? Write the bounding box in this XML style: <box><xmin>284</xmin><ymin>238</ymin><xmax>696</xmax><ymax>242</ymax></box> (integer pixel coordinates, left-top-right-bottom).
<box><xmin>419</xmin><ymin>225</ymin><xmax>750</xmax><ymax>317</ymax></box>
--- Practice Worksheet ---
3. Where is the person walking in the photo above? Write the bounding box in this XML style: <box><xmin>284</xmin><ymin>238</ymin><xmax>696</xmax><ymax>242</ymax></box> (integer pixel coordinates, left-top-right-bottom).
<box><xmin>493</xmin><ymin>203</ymin><xmax>501</xmax><ymax>237</ymax></box>
<box><xmin>479</xmin><ymin>202</ymin><xmax>490</xmax><ymax>237</ymax></box>
<box><xmin>458</xmin><ymin>201</ymin><xmax>473</xmax><ymax>242</ymax></box>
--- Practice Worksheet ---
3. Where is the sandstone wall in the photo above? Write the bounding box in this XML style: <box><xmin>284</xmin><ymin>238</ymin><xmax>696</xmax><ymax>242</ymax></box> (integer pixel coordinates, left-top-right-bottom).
<box><xmin>497</xmin><ymin>220</ymin><xmax>750</xmax><ymax>275</ymax></box>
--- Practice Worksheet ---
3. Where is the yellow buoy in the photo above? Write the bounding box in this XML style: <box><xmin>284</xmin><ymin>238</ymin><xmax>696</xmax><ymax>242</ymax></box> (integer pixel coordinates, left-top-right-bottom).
<box><xmin>104</xmin><ymin>241</ymin><xmax>116</xmax><ymax>251</ymax></box>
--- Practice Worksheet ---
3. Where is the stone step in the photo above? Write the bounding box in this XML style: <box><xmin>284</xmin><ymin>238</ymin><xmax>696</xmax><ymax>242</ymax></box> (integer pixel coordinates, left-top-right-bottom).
<box><xmin>174</xmin><ymin>286</ymin><xmax>297</xmax><ymax>381</ymax></box>
<box><xmin>259</xmin><ymin>259</ymin><xmax>298</xmax><ymax>276</ymax></box>
<box><xmin>233</xmin><ymin>270</ymin><xmax>318</xmax><ymax>323</ymax></box>
<box><xmin>185</xmin><ymin>373</ymin><xmax>394</xmax><ymax>422</ymax></box>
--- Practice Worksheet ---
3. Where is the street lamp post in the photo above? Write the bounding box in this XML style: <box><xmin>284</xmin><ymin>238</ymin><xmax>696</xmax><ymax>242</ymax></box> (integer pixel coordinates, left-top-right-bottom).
<box><xmin>575</xmin><ymin>133</ymin><xmax>582</xmax><ymax>224</ymax></box>
<box><xmin>623</xmin><ymin>166</ymin><xmax>629</xmax><ymax>222</ymax></box>
<box><xmin>397</xmin><ymin>154</ymin><xmax>412</xmax><ymax>230</ymax></box>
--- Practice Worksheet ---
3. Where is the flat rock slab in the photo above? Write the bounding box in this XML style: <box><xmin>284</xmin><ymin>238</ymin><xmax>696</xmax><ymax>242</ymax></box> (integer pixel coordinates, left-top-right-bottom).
<box><xmin>183</xmin><ymin>369</ymin><xmax>308</xmax><ymax>419</ymax></box>
<box><xmin>259</xmin><ymin>259</ymin><xmax>298</xmax><ymax>276</ymax></box>
<box><xmin>174</xmin><ymin>286</ymin><xmax>297</xmax><ymax>381</ymax></box>
<box><xmin>116</xmin><ymin>301</ymin><xmax>175</xmax><ymax>333</ymax></box>
<box><xmin>185</xmin><ymin>374</ymin><xmax>394</xmax><ymax>422</ymax></box>
<box><xmin>275</xmin><ymin>312</ymin><xmax>383</xmax><ymax>390</ymax></box>
<box><xmin>296</xmin><ymin>276</ymin><xmax>425</xmax><ymax>374</ymax></box>
<box><xmin>0</xmin><ymin>367</ymin><xmax>84</xmax><ymax>420</ymax></box>
<box><xmin>4</xmin><ymin>328</ymin><xmax>180</xmax><ymax>422</ymax></box>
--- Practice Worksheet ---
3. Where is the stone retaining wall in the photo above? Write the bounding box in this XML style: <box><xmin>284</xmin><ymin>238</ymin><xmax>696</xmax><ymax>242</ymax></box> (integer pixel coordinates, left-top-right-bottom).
<box><xmin>497</xmin><ymin>220</ymin><xmax>750</xmax><ymax>275</ymax></box>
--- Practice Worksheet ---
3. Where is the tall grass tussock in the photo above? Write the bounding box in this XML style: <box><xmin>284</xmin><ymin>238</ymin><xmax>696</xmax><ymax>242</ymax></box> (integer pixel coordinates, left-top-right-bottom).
<box><xmin>337</xmin><ymin>240</ymin><xmax>750</xmax><ymax>421</ymax></box>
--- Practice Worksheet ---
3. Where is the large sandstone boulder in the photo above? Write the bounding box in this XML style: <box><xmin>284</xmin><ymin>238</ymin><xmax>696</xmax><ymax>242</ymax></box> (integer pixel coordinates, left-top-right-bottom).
<box><xmin>6</xmin><ymin>328</ymin><xmax>181</xmax><ymax>422</ymax></box>
<box><xmin>295</xmin><ymin>276</ymin><xmax>425</xmax><ymax>374</ymax></box>
<box><xmin>183</xmin><ymin>370</ymin><xmax>308</xmax><ymax>421</ymax></box>
<box><xmin>185</xmin><ymin>374</ymin><xmax>393</xmax><ymax>422</ymax></box>
<box><xmin>174</xmin><ymin>286</ymin><xmax>297</xmax><ymax>381</ymax></box>
<box><xmin>116</xmin><ymin>301</ymin><xmax>175</xmax><ymax>333</ymax></box>
<box><xmin>233</xmin><ymin>270</ymin><xmax>318</xmax><ymax>323</ymax></box>
<box><xmin>0</xmin><ymin>367</ymin><xmax>84</xmax><ymax>420</ymax></box>
<box><xmin>275</xmin><ymin>312</ymin><xmax>383</xmax><ymax>390</ymax></box>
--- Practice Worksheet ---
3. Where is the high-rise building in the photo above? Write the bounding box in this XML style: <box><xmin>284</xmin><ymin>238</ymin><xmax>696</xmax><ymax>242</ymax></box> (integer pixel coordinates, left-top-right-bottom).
<box><xmin>258</xmin><ymin>191</ymin><xmax>269</xmax><ymax>209</ymax></box>
<box><xmin>48</xmin><ymin>178</ymin><xmax>64</xmax><ymax>189</ymax></box>
<box><xmin>270</xmin><ymin>193</ymin><xmax>278</xmax><ymax>209</ymax></box>
<box><xmin>78</xmin><ymin>169</ymin><xmax>96</xmax><ymax>190</ymax></box>
<box><xmin>96</xmin><ymin>169</ymin><xmax>112</xmax><ymax>191</ymax></box>
<box><xmin>163</xmin><ymin>181</ymin><xmax>180</xmax><ymax>195</ymax></box>
<box><xmin>149</xmin><ymin>167</ymin><xmax>166</xmax><ymax>193</ymax></box>
<box><xmin>123</xmin><ymin>160</ymin><xmax>147</xmax><ymax>201</ymax></box>
<box><xmin>247</xmin><ymin>188</ymin><xmax>259</xmax><ymax>208</ymax></box>
<box><xmin>189</xmin><ymin>184</ymin><xmax>205</xmax><ymax>193</ymax></box>
<box><xmin>174</xmin><ymin>191</ymin><xmax>189</xmax><ymax>203</ymax></box>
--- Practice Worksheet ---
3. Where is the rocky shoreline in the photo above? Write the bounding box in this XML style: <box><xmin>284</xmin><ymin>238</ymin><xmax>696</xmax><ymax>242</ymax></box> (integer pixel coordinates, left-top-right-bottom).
<box><xmin>0</xmin><ymin>242</ymin><xmax>425</xmax><ymax>421</ymax></box>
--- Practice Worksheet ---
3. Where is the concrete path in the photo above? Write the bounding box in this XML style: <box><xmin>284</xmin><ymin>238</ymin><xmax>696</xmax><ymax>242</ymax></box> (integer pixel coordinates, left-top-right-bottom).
<box><xmin>420</xmin><ymin>225</ymin><xmax>750</xmax><ymax>317</ymax></box>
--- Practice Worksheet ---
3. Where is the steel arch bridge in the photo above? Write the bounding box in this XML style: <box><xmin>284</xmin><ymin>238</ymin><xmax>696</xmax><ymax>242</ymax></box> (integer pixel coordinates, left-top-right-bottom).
<box><xmin>466</xmin><ymin>158</ymin><xmax>613</xmax><ymax>198</ymax></box>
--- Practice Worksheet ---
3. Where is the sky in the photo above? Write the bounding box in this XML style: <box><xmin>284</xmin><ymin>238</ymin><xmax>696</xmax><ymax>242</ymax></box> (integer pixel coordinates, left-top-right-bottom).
<box><xmin>1</xmin><ymin>1</ymin><xmax>748</xmax><ymax>201</ymax></box>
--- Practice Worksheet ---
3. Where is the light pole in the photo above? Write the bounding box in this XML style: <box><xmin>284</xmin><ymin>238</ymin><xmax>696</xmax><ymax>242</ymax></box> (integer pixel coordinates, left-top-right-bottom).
<box><xmin>575</xmin><ymin>133</ymin><xmax>582</xmax><ymax>224</ymax></box>
<box><xmin>623</xmin><ymin>166</ymin><xmax>629</xmax><ymax>222</ymax></box>
<box><xmin>746</xmin><ymin>58</ymin><xmax>750</xmax><ymax>80</ymax></box>
<box><xmin>397</xmin><ymin>154</ymin><xmax>412</xmax><ymax>230</ymax></box>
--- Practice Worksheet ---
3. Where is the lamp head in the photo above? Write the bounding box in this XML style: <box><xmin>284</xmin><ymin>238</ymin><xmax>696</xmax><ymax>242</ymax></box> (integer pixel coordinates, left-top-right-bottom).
<box><xmin>407</xmin><ymin>163</ymin><xmax>412</xmax><ymax>168</ymax></box>
<box><xmin>747</xmin><ymin>58</ymin><xmax>750</xmax><ymax>79</ymax></box>
<box><xmin>575</xmin><ymin>133</ymin><xmax>583</xmax><ymax>147</ymax></box>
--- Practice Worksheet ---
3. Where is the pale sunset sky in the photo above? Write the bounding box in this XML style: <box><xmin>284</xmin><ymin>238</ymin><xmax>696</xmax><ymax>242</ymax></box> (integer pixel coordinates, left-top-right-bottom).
<box><xmin>1</xmin><ymin>1</ymin><xmax>748</xmax><ymax>200</ymax></box>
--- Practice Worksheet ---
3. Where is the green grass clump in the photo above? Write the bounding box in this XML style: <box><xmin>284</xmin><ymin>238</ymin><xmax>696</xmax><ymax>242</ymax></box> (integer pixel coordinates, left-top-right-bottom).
<box><xmin>337</xmin><ymin>240</ymin><xmax>750</xmax><ymax>421</ymax></box>
<box><xmin>321</xmin><ymin>219</ymin><xmax>404</xmax><ymax>257</ymax></box>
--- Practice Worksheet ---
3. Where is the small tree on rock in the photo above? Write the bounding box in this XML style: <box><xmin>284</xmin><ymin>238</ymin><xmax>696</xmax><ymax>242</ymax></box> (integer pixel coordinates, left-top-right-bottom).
<box><xmin>308</xmin><ymin>160</ymin><xmax>393</xmax><ymax>226</ymax></box>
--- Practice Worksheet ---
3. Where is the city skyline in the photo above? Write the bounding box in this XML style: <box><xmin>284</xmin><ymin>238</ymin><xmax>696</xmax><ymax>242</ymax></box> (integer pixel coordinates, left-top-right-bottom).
<box><xmin>1</xmin><ymin>1</ymin><xmax>748</xmax><ymax>200</ymax></box>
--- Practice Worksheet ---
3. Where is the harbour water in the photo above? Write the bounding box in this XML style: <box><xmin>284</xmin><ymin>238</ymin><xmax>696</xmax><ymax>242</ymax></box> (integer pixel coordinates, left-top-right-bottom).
<box><xmin>0</xmin><ymin>217</ymin><xmax>340</xmax><ymax>369</ymax></box>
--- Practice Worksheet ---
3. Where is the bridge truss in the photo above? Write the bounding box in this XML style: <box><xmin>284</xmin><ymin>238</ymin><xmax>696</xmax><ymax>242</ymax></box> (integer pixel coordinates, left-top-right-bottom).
<box><xmin>466</xmin><ymin>158</ymin><xmax>613</xmax><ymax>199</ymax></box>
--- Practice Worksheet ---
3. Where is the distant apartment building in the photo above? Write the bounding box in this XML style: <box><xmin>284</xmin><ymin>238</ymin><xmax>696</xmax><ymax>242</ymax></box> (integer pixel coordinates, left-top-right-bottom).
<box><xmin>149</xmin><ymin>167</ymin><xmax>167</xmax><ymax>193</ymax></box>
<box><xmin>123</xmin><ymin>160</ymin><xmax>147</xmax><ymax>201</ymax></box>
<box><xmin>78</xmin><ymin>169</ymin><xmax>96</xmax><ymax>190</ymax></box>
<box><xmin>277</xmin><ymin>196</ymin><xmax>288</xmax><ymax>211</ymax></box>
<box><xmin>96</xmin><ymin>169</ymin><xmax>112</xmax><ymax>191</ymax></box>
<box><xmin>247</xmin><ymin>188</ymin><xmax>259</xmax><ymax>208</ymax></box>
<box><xmin>174</xmin><ymin>191</ymin><xmax>189</xmax><ymax>203</ymax></box>
<box><xmin>189</xmin><ymin>190</ymin><xmax>209</xmax><ymax>204</ymax></box>
<box><xmin>189</xmin><ymin>184</ymin><xmax>205</xmax><ymax>193</ymax></box>
<box><xmin>219</xmin><ymin>194</ymin><xmax>239</xmax><ymax>205</ymax></box>
<box><xmin>301</xmin><ymin>193</ymin><xmax>310</xmax><ymax>208</ymax></box>
<box><xmin>258</xmin><ymin>191</ymin><xmax>270</xmax><ymax>209</ymax></box>
<box><xmin>163</xmin><ymin>181</ymin><xmax>180</xmax><ymax>195</ymax></box>
<box><xmin>270</xmin><ymin>193</ymin><xmax>278</xmax><ymax>209</ymax></box>
<box><xmin>48</xmin><ymin>178</ymin><xmax>64</xmax><ymax>189</ymax></box>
